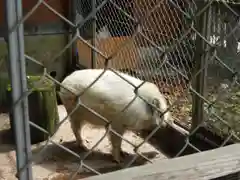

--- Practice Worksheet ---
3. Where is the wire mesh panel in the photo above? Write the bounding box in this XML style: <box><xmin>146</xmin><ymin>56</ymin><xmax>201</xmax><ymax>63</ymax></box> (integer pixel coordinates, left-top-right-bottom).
<box><xmin>76</xmin><ymin>0</ymin><xmax>197</xmax><ymax>128</ymax></box>
<box><xmin>1</xmin><ymin>0</ymin><xmax>240</xmax><ymax>179</ymax></box>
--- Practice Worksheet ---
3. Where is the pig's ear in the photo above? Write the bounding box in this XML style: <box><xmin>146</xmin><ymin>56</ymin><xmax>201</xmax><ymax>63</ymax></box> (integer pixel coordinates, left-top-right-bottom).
<box><xmin>151</xmin><ymin>98</ymin><xmax>161</xmax><ymax>126</ymax></box>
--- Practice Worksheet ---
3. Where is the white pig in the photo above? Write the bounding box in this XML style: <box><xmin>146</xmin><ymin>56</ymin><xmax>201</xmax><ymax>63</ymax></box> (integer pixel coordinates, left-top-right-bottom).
<box><xmin>59</xmin><ymin>69</ymin><xmax>179</xmax><ymax>163</ymax></box>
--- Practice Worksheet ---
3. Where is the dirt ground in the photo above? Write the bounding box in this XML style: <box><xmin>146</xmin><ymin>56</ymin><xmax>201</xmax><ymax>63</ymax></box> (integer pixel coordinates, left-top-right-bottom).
<box><xmin>0</xmin><ymin>105</ymin><xmax>167</xmax><ymax>180</ymax></box>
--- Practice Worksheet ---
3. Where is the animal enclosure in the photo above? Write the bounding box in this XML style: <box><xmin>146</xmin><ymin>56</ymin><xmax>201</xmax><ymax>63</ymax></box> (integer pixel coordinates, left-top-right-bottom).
<box><xmin>0</xmin><ymin>0</ymin><xmax>240</xmax><ymax>179</ymax></box>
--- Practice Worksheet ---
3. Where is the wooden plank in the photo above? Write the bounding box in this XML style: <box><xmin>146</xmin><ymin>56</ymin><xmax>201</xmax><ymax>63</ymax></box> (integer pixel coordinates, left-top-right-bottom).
<box><xmin>76</xmin><ymin>37</ymin><xmax>140</xmax><ymax>70</ymax></box>
<box><xmin>83</xmin><ymin>144</ymin><xmax>240</xmax><ymax>180</ymax></box>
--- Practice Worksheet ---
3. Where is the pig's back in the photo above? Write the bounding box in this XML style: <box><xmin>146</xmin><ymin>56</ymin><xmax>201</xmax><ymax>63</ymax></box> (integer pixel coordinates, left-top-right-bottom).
<box><xmin>60</xmin><ymin>69</ymin><xmax>151</xmax><ymax>125</ymax></box>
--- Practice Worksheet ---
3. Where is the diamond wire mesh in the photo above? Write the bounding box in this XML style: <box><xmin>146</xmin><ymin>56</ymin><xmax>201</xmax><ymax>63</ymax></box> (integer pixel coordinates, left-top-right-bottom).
<box><xmin>86</xmin><ymin>0</ymin><xmax>197</xmax><ymax>128</ymax></box>
<box><xmin>2</xmin><ymin>0</ymin><xmax>240</xmax><ymax>179</ymax></box>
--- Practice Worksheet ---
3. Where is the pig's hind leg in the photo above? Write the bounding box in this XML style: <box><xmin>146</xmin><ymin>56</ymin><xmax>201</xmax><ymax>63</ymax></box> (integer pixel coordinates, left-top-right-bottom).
<box><xmin>62</xmin><ymin>95</ymin><xmax>88</xmax><ymax>151</ymax></box>
<box><xmin>109</xmin><ymin>123</ymin><xmax>126</xmax><ymax>164</ymax></box>
<box><xmin>70</xmin><ymin>115</ymin><xmax>87</xmax><ymax>150</ymax></box>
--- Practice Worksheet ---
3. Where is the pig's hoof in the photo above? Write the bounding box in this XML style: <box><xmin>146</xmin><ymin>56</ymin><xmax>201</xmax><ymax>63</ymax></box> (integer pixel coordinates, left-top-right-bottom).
<box><xmin>112</xmin><ymin>156</ymin><xmax>124</xmax><ymax>165</ymax></box>
<box><xmin>112</xmin><ymin>151</ymin><xmax>126</xmax><ymax>164</ymax></box>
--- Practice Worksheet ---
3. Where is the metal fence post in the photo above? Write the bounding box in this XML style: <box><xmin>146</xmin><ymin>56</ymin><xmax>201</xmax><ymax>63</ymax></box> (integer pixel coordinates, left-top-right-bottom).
<box><xmin>91</xmin><ymin>0</ymin><xmax>97</xmax><ymax>69</ymax></box>
<box><xmin>5</xmin><ymin>0</ymin><xmax>33</xmax><ymax>179</ymax></box>
<box><xmin>191</xmin><ymin>1</ymin><xmax>212</xmax><ymax>130</ymax></box>
<box><xmin>68</xmin><ymin>0</ymin><xmax>78</xmax><ymax>72</ymax></box>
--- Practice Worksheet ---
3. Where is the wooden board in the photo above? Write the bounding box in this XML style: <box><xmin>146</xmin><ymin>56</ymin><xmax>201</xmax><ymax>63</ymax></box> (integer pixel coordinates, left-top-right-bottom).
<box><xmin>83</xmin><ymin>144</ymin><xmax>240</xmax><ymax>180</ymax></box>
<box><xmin>76</xmin><ymin>36</ymin><xmax>140</xmax><ymax>70</ymax></box>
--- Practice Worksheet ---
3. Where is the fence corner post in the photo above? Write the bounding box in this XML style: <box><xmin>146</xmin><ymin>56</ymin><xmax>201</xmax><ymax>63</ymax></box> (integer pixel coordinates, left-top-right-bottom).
<box><xmin>191</xmin><ymin>0</ymin><xmax>212</xmax><ymax>131</ymax></box>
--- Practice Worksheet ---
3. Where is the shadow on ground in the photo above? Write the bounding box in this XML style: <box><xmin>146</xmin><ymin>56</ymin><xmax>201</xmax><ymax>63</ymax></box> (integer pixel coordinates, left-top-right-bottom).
<box><xmin>0</xmin><ymin>127</ymin><xmax>15</xmax><ymax>153</ymax></box>
<box><xmin>30</xmin><ymin>140</ymin><xmax>158</xmax><ymax>179</ymax></box>
<box><xmin>0</xmin><ymin>128</ymin><xmax>159</xmax><ymax>179</ymax></box>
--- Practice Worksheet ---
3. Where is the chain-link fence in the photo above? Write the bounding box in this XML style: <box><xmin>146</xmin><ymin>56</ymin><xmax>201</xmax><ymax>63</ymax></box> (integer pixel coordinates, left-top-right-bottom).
<box><xmin>0</xmin><ymin>0</ymin><xmax>240</xmax><ymax>179</ymax></box>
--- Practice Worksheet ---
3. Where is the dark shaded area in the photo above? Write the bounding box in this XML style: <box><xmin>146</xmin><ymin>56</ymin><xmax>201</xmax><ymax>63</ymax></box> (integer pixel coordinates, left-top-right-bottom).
<box><xmin>211</xmin><ymin>172</ymin><xmax>240</xmax><ymax>180</ymax></box>
<box><xmin>140</xmin><ymin>123</ymin><xmax>234</xmax><ymax>158</ymax></box>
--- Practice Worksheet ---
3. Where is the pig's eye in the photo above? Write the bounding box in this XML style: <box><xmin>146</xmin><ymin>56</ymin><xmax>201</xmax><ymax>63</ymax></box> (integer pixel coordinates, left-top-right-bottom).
<box><xmin>159</xmin><ymin>111</ymin><xmax>165</xmax><ymax>118</ymax></box>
